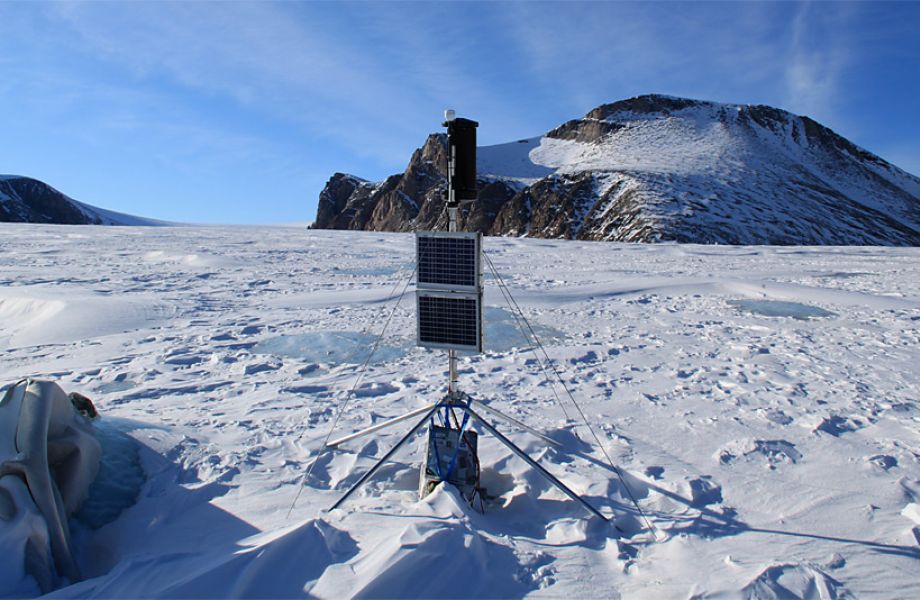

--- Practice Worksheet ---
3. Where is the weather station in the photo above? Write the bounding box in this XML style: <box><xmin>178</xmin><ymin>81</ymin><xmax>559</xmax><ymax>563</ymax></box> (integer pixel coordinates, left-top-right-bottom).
<box><xmin>315</xmin><ymin>111</ymin><xmax>611</xmax><ymax>522</ymax></box>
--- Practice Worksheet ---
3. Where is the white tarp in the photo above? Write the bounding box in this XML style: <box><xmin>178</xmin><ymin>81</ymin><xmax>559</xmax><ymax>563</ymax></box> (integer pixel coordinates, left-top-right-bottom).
<box><xmin>0</xmin><ymin>379</ymin><xmax>101</xmax><ymax>595</ymax></box>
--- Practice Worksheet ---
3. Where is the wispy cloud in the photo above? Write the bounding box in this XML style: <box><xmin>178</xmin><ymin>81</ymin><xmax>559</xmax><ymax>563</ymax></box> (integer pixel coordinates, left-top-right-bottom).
<box><xmin>45</xmin><ymin>2</ymin><xmax>532</xmax><ymax>169</ymax></box>
<box><xmin>495</xmin><ymin>2</ymin><xmax>812</xmax><ymax>115</ymax></box>
<box><xmin>783</xmin><ymin>1</ymin><xmax>853</xmax><ymax>121</ymax></box>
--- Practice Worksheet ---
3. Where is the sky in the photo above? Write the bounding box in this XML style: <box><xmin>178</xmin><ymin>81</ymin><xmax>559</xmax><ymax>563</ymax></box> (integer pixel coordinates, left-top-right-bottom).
<box><xmin>0</xmin><ymin>1</ymin><xmax>918</xmax><ymax>225</ymax></box>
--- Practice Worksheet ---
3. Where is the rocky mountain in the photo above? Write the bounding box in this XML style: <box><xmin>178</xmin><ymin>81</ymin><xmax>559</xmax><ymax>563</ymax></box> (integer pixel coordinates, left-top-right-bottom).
<box><xmin>312</xmin><ymin>95</ymin><xmax>920</xmax><ymax>245</ymax></box>
<box><xmin>0</xmin><ymin>175</ymin><xmax>161</xmax><ymax>225</ymax></box>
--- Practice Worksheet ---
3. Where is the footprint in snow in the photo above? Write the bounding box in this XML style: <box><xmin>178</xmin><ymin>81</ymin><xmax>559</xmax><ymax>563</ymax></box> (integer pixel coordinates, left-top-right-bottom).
<box><xmin>717</xmin><ymin>439</ymin><xmax>801</xmax><ymax>467</ymax></box>
<box><xmin>867</xmin><ymin>454</ymin><xmax>897</xmax><ymax>470</ymax></box>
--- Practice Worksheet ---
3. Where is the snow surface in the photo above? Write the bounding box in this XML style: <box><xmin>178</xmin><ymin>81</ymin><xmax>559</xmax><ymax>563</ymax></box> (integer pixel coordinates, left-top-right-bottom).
<box><xmin>1</xmin><ymin>223</ymin><xmax>919</xmax><ymax>598</ymax></box>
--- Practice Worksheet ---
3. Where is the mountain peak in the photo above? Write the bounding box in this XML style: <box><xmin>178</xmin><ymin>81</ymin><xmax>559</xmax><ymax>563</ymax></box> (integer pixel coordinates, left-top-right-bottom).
<box><xmin>586</xmin><ymin>94</ymin><xmax>707</xmax><ymax>120</ymax></box>
<box><xmin>312</xmin><ymin>95</ymin><xmax>920</xmax><ymax>245</ymax></box>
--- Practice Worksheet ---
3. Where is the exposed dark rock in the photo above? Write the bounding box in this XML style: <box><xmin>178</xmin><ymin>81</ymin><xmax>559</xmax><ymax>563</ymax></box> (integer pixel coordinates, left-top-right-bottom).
<box><xmin>586</xmin><ymin>94</ymin><xmax>702</xmax><ymax>120</ymax></box>
<box><xmin>0</xmin><ymin>177</ymin><xmax>103</xmax><ymax>224</ymax></box>
<box><xmin>490</xmin><ymin>173</ymin><xmax>598</xmax><ymax>239</ymax></box>
<box><xmin>0</xmin><ymin>176</ymin><xmax>156</xmax><ymax>225</ymax></box>
<box><xmin>311</xmin><ymin>134</ymin><xmax>519</xmax><ymax>233</ymax></box>
<box><xmin>545</xmin><ymin>119</ymin><xmax>623</xmax><ymax>143</ymax></box>
<box><xmin>314</xmin><ymin>173</ymin><xmax>379</xmax><ymax>230</ymax></box>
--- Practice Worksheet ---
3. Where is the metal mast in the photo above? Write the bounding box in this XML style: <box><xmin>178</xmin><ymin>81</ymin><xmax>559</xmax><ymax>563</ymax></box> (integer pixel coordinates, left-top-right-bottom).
<box><xmin>446</xmin><ymin>122</ymin><xmax>459</xmax><ymax>400</ymax></box>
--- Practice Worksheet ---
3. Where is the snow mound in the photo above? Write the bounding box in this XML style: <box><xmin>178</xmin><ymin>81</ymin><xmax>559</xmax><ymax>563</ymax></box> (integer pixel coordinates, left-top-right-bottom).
<box><xmin>0</xmin><ymin>291</ymin><xmax>172</xmax><ymax>348</ymax></box>
<box><xmin>316</xmin><ymin>486</ymin><xmax>532</xmax><ymax>598</ymax></box>
<box><xmin>57</xmin><ymin>519</ymin><xmax>356</xmax><ymax>598</ymax></box>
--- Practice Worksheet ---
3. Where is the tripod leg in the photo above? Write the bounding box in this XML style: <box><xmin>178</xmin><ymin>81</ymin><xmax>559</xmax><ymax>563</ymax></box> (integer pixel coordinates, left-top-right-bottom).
<box><xmin>329</xmin><ymin>404</ymin><xmax>439</xmax><ymax>511</ymax></box>
<box><xmin>470</xmin><ymin>399</ymin><xmax>561</xmax><ymax>447</ymax></box>
<box><xmin>327</xmin><ymin>403</ymin><xmax>438</xmax><ymax>448</ymax></box>
<box><xmin>466</xmin><ymin>407</ymin><xmax>609</xmax><ymax>522</ymax></box>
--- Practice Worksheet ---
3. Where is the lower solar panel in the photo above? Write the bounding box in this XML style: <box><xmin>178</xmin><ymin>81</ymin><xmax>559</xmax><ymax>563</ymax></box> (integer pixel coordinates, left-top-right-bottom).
<box><xmin>416</xmin><ymin>292</ymin><xmax>482</xmax><ymax>352</ymax></box>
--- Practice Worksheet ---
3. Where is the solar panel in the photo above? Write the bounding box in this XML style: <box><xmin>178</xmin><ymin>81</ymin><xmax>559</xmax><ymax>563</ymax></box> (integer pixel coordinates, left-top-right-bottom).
<box><xmin>416</xmin><ymin>292</ymin><xmax>482</xmax><ymax>352</ymax></box>
<box><xmin>416</xmin><ymin>232</ymin><xmax>481</xmax><ymax>292</ymax></box>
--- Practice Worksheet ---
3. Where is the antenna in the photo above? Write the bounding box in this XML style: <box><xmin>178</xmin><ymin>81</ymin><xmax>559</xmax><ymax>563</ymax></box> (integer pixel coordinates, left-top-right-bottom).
<box><xmin>328</xmin><ymin>112</ymin><xmax>610</xmax><ymax>522</ymax></box>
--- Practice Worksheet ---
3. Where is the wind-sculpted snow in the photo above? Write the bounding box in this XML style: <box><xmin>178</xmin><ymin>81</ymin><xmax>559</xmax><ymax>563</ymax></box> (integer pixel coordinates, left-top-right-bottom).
<box><xmin>1</xmin><ymin>224</ymin><xmax>919</xmax><ymax>598</ymax></box>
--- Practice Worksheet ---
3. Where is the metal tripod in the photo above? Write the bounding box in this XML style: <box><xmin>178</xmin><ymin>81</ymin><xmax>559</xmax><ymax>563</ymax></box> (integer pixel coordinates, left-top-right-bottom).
<box><xmin>328</xmin><ymin>392</ymin><xmax>608</xmax><ymax>521</ymax></box>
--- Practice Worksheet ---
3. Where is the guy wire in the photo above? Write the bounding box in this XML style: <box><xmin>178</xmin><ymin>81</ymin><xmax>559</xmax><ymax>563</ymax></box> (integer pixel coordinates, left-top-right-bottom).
<box><xmin>286</xmin><ymin>262</ymin><xmax>417</xmax><ymax>517</ymax></box>
<box><xmin>482</xmin><ymin>250</ymin><xmax>659</xmax><ymax>539</ymax></box>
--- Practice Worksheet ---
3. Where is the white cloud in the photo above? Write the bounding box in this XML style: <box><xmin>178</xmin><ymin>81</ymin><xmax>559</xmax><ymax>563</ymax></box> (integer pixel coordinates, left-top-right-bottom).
<box><xmin>44</xmin><ymin>3</ymin><xmax>429</xmax><ymax>166</ymax></box>
<box><xmin>43</xmin><ymin>2</ymin><xmax>542</xmax><ymax>171</ymax></box>
<box><xmin>782</xmin><ymin>1</ymin><xmax>855</xmax><ymax>121</ymax></box>
<box><xmin>494</xmin><ymin>2</ymin><xmax>806</xmax><ymax>116</ymax></box>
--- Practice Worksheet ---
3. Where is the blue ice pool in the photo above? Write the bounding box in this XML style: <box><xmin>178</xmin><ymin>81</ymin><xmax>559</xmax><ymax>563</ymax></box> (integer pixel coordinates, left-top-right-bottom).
<box><xmin>252</xmin><ymin>331</ymin><xmax>409</xmax><ymax>365</ymax></box>
<box><xmin>76</xmin><ymin>417</ymin><xmax>145</xmax><ymax>529</ymax></box>
<box><xmin>480</xmin><ymin>307</ymin><xmax>566</xmax><ymax>353</ymax></box>
<box><xmin>728</xmin><ymin>299</ymin><xmax>836</xmax><ymax>320</ymax></box>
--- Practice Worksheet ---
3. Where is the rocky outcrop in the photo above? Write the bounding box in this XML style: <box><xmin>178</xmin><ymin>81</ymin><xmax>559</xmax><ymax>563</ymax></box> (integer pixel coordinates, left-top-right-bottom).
<box><xmin>312</xmin><ymin>94</ymin><xmax>920</xmax><ymax>245</ymax></box>
<box><xmin>312</xmin><ymin>134</ymin><xmax>519</xmax><ymax>233</ymax></box>
<box><xmin>0</xmin><ymin>177</ymin><xmax>103</xmax><ymax>224</ymax></box>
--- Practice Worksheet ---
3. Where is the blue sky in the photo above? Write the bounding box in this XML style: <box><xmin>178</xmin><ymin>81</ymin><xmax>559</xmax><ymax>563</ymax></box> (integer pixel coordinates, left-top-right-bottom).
<box><xmin>1</xmin><ymin>1</ymin><xmax>917</xmax><ymax>224</ymax></box>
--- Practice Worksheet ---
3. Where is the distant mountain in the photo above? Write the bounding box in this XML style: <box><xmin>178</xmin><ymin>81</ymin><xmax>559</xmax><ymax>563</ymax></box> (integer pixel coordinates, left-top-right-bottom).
<box><xmin>0</xmin><ymin>175</ymin><xmax>164</xmax><ymax>226</ymax></box>
<box><xmin>312</xmin><ymin>94</ymin><xmax>920</xmax><ymax>245</ymax></box>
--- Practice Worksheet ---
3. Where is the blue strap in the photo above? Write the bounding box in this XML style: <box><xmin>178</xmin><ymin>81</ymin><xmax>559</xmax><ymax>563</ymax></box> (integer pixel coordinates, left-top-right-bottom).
<box><xmin>444</xmin><ymin>398</ymin><xmax>473</xmax><ymax>480</ymax></box>
<box><xmin>430</xmin><ymin>417</ymin><xmax>446</xmax><ymax>479</ymax></box>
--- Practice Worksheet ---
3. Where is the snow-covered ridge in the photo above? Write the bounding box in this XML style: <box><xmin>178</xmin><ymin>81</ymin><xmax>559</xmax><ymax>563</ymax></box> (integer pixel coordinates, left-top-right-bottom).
<box><xmin>0</xmin><ymin>175</ymin><xmax>168</xmax><ymax>226</ymax></box>
<box><xmin>315</xmin><ymin>94</ymin><xmax>920</xmax><ymax>245</ymax></box>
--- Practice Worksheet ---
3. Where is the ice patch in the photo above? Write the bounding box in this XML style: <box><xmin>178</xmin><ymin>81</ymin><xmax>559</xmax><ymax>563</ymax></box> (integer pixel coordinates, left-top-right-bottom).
<box><xmin>728</xmin><ymin>299</ymin><xmax>836</xmax><ymax>320</ymax></box>
<box><xmin>251</xmin><ymin>331</ymin><xmax>409</xmax><ymax>365</ymax></box>
<box><xmin>330</xmin><ymin>264</ymin><xmax>410</xmax><ymax>277</ymax></box>
<box><xmin>481</xmin><ymin>307</ymin><xmax>566</xmax><ymax>353</ymax></box>
<box><xmin>251</xmin><ymin>310</ymin><xmax>565</xmax><ymax>365</ymax></box>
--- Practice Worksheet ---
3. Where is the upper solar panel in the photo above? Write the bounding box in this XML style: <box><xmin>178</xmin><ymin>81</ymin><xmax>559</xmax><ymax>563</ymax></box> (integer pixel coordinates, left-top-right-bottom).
<box><xmin>416</xmin><ymin>232</ymin><xmax>481</xmax><ymax>292</ymax></box>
